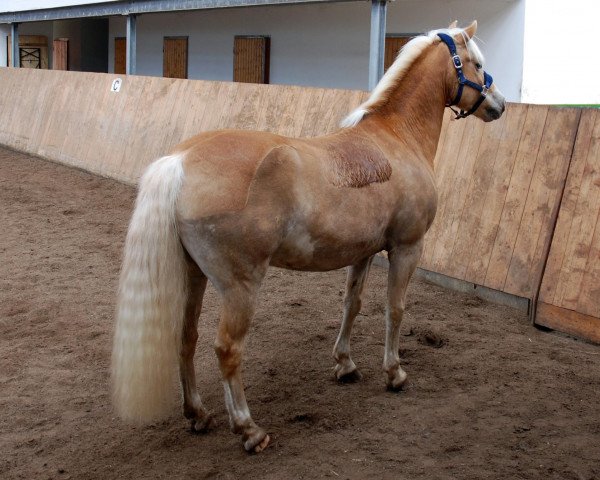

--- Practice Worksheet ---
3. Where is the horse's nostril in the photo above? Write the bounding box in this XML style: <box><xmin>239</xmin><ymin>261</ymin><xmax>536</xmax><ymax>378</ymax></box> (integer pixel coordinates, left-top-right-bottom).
<box><xmin>486</xmin><ymin>108</ymin><xmax>501</xmax><ymax>120</ymax></box>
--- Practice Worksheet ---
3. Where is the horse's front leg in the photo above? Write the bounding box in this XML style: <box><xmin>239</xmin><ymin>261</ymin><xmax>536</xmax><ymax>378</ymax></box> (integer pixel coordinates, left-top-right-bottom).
<box><xmin>333</xmin><ymin>255</ymin><xmax>373</xmax><ymax>382</ymax></box>
<box><xmin>214</xmin><ymin>274</ymin><xmax>270</xmax><ymax>453</ymax></box>
<box><xmin>384</xmin><ymin>241</ymin><xmax>423</xmax><ymax>391</ymax></box>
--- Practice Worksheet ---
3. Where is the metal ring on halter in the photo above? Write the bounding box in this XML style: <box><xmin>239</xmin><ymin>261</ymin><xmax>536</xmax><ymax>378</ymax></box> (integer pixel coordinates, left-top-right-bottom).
<box><xmin>437</xmin><ymin>32</ymin><xmax>494</xmax><ymax>120</ymax></box>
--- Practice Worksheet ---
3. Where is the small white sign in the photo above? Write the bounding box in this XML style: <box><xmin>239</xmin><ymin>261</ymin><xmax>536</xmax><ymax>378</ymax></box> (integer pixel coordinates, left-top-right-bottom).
<box><xmin>111</xmin><ymin>78</ymin><xmax>122</xmax><ymax>93</ymax></box>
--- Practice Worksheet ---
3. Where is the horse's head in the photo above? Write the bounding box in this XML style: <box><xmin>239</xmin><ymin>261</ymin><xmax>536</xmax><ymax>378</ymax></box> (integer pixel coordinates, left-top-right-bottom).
<box><xmin>440</xmin><ymin>21</ymin><xmax>506</xmax><ymax>122</ymax></box>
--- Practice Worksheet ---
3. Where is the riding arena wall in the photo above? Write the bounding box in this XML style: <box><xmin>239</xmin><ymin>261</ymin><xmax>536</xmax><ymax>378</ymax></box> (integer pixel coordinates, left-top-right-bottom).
<box><xmin>1</xmin><ymin>68</ymin><xmax>598</xmax><ymax>344</ymax></box>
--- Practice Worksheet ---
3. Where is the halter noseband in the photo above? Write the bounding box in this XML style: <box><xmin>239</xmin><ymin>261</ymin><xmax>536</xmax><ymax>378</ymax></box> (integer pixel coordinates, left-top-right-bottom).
<box><xmin>437</xmin><ymin>33</ymin><xmax>493</xmax><ymax>120</ymax></box>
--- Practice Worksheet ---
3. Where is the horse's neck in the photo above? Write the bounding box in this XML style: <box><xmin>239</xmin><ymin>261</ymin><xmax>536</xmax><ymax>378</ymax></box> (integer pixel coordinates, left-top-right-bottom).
<box><xmin>364</xmin><ymin>47</ymin><xmax>448</xmax><ymax>166</ymax></box>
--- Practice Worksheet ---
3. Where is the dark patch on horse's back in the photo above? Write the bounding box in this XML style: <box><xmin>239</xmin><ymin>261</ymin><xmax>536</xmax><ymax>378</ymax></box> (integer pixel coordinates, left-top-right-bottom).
<box><xmin>325</xmin><ymin>135</ymin><xmax>392</xmax><ymax>188</ymax></box>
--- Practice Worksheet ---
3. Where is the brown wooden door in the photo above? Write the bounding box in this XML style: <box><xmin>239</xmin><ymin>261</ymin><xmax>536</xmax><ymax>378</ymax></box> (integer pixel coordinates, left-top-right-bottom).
<box><xmin>53</xmin><ymin>38</ymin><xmax>68</xmax><ymax>70</ymax></box>
<box><xmin>163</xmin><ymin>37</ymin><xmax>188</xmax><ymax>79</ymax></box>
<box><xmin>114</xmin><ymin>37</ymin><xmax>126</xmax><ymax>74</ymax></box>
<box><xmin>233</xmin><ymin>36</ymin><xmax>270</xmax><ymax>84</ymax></box>
<box><xmin>384</xmin><ymin>36</ymin><xmax>412</xmax><ymax>72</ymax></box>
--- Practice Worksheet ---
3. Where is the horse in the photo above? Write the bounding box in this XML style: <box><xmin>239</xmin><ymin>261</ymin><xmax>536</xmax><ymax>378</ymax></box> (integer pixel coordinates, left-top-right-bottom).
<box><xmin>111</xmin><ymin>21</ymin><xmax>505</xmax><ymax>453</ymax></box>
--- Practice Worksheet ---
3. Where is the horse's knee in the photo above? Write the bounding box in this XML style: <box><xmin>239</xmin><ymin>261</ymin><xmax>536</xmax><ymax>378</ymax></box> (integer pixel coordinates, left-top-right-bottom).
<box><xmin>387</xmin><ymin>304</ymin><xmax>405</xmax><ymax>323</ymax></box>
<box><xmin>214</xmin><ymin>339</ymin><xmax>242</xmax><ymax>378</ymax></box>
<box><xmin>344</xmin><ymin>296</ymin><xmax>361</xmax><ymax>315</ymax></box>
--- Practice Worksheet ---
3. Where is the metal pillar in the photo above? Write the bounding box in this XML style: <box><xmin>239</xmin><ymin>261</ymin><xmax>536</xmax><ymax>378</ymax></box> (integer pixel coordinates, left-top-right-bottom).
<box><xmin>126</xmin><ymin>14</ymin><xmax>137</xmax><ymax>75</ymax></box>
<box><xmin>11</xmin><ymin>22</ymin><xmax>19</xmax><ymax>68</ymax></box>
<box><xmin>368</xmin><ymin>0</ymin><xmax>387</xmax><ymax>90</ymax></box>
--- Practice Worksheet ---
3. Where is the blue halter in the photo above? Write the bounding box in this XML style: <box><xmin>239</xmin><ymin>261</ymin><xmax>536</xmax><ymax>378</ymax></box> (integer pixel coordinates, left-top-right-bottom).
<box><xmin>437</xmin><ymin>33</ymin><xmax>493</xmax><ymax>119</ymax></box>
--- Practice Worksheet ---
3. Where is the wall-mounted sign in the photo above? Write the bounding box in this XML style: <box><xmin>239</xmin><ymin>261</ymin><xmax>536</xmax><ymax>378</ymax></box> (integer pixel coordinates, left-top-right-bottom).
<box><xmin>111</xmin><ymin>78</ymin><xmax>122</xmax><ymax>92</ymax></box>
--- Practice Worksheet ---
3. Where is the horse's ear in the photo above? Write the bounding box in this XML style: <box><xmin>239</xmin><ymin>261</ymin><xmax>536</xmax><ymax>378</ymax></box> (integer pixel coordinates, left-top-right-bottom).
<box><xmin>464</xmin><ymin>20</ymin><xmax>477</xmax><ymax>40</ymax></box>
<box><xmin>448</xmin><ymin>20</ymin><xmax>458</xmax><ymax>29</ymax></box>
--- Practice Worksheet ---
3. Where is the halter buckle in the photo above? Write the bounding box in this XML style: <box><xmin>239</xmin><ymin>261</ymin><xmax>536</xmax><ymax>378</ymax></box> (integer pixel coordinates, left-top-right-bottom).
<box><xmin>481</xmin><ymin>85</ymin><xmax>489</xmax><ymax>97</ymax></box>
<box><xmin>452</xmin><ymin>54</ymin><xmax>463</xmax><ymax>69</ymax></box>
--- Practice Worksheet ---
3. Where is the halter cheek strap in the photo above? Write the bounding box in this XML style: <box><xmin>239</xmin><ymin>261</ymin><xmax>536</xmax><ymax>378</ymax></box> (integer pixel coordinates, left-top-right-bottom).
<box><xmin>437</xmin><ymin>33</ymin><xmax>494</xmax><ymax>120</ymax></box>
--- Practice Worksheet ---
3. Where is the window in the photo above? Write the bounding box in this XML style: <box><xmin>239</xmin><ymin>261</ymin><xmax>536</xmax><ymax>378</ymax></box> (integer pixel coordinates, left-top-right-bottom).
<box><xmin>385</xmin><ymin>35</ymin><xmax>413</xmax><ymax>72</ymax></box>
<box><xmin>233</xmin><ymin>36</ymin><xmax>270</xmax><ymax>84</ymax></box>
<box><xmin>114</xmin><ymin>37</ymin><xmax>126</xmax><ymax>74</ymax></box>
<box><xmin>163</xmin><ymin>37</ymin><xmax>188</xmax><ymax>79</ymax></box>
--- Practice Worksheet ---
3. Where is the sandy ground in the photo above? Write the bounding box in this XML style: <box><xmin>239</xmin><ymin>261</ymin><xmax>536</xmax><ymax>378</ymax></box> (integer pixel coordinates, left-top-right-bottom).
<box><xmin>1</xmin><ymin>147</ymin><xmax>599</xmax><ymax>480</ymax></box>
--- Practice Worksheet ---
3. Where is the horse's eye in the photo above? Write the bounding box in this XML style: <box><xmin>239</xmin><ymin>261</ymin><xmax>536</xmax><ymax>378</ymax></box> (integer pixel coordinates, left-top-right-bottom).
<box><xmin>475</xmin><ymin>62</ymin><xmax>482</xmax><ymax>70</ymax></box>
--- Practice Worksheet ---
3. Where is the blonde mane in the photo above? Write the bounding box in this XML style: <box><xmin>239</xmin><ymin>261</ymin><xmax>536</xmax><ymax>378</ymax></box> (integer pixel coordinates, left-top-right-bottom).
<box><xmin>340</xmin><ymin>27</ymin><xmax>484</xmax><ymax>128</ymax></box>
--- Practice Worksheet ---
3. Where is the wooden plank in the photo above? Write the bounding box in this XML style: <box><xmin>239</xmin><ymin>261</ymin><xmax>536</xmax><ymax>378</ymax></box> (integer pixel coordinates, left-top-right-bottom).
<box><xmin>298</xmin><ymin>88</ymin><xmax>327</xmax><ymax>138</ymax></box>
<box><xmin>37</xmin><ymin>71</ymin><xmax>76</xmax><ymax>160</ymax></box>
<box><xmin>447</xmin><ymin>110</ymin><xmax>509</xmax><ymax>279</ymax></box>
<box><xmin>277</xmin><ymin>87</ymin><xmax>313</xmax><ymax>138</ymax></box>
<box><xmin>419</xmin><ymin>109</ymin><xmax>452</xmax><ymax>267</ymax></box>
<box><xmin>551</xmin><ymin>111</ymin><xmax>600</xmax><ymax>312</ymax></box>
<box><xmin>484</xmin><ymin>105</ymin><xmax>549</xmax><ymax>291</ymax></box>
<box><xmin>255</xmin><ymin>83</ymin><xmax>291</xmax><ymax>133</ymax></box>
<box><xmin>109</xmin><ymin>75</ymin><xmax>152</xmax><ymax>179</ymax></box>
<box><xmin>466</xmin><ymin>104</ymin><xmax>529</xmax><ymax>284</ymax></box>
<box><xmin>95</xmin><ymin>75</ymin><xmax>141</xmax><ymax>178</ymax></box>
<box><xmin>122</xmin><ymin>77</ymin><xmax>183</xmax><ymax>177</ymax></box>
<box><xmin>535</xmin><ymin>108</ymin><xmax>600</xmax><ymax>343</ymax></box>
<box><xmin>421</xmin><ymin>115</ymin><xmax>468</xmax><ymax>269</ymax></box>
<box><xmin>539</xmin><ymin>109</ymin><xmax>597</xmax><ymax>306</ymax></box>
<box><xmin>536</xmin><ymin>302</ymin><xmax>600</xmax><ymax>345</ymax></box>
<box><xmin>429</xmin><ymin>117</ymin><xmax>484</xmax><ymax>274</ymax></box>
<box><xmin>504</xmin><ymin>108</ymin><xmax>580</xmax><ymax>297</ymax></box>
<box><xmin>66</xmin><ymin>73</ymin><xmax>105</xmax><ymax>170</ymax></box>
<box><xmin>236</xmin><ymin>83</ymin><xmax>268</xmax><ymax>132</ymax></box>
<box><xmin>197</xmin><ymin>81</ymin><xmax>235</xmax><ymax>132</ymax></box>
<box><xmin>180</xmin><ymin>80</ymin><xmax>221</xmax><ymax>139</ymax></box>
<box><xmin>431</xmin><ymin>109</ymin><xmax>451</xmax><ymax>170</ymax></box>
<box><xmin>577</xmin><ymin>209</ymin><xmax>600</xmax><ymax>318</ymax></box>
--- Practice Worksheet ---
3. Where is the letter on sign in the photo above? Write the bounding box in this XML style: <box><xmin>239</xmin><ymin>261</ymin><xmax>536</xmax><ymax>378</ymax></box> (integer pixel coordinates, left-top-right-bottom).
<box><xmin>111</xmin><ymin>78</ymin><xmax>122</xmax><ymax>93</ymax></box>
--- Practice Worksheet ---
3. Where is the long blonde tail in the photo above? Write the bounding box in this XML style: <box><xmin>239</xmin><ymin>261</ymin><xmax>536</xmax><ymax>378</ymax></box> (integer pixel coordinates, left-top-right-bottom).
<box><xmin>111</xmin><ymin>153</ymin><xmax>188</xmax><ymax>423</ymax></box>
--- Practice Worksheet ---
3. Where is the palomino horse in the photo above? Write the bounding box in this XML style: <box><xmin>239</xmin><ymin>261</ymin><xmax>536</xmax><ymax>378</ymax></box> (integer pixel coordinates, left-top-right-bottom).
<box><xmin>112</xmin><ymin>21</ymin><xmax>505</xmax><ymax>452</ymax></box>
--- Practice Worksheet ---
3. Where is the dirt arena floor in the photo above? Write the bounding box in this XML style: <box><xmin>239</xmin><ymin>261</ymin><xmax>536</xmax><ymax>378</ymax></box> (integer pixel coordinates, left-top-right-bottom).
<box><xmin>1</xmin><ymin>146</ymin><xmax>599</xmax><ymax>480</ymax></box>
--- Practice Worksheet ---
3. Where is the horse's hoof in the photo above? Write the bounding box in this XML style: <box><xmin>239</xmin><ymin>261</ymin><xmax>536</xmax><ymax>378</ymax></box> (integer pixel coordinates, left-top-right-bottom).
<box><xmin>336</xmin><ymin>368</ymin><xmax>363</xmax><ymax>383</ymax></box>
<box><xmin>243</xmin><ymin>427</ymin><xmax>270</xmax><ymax>453</ymax></box>
<box><xmin>334</xmin><ymin>361</ymin><xmax>361</xmax><ymax>383</ymax></box>
<box><xmin>386</xmin><ymin>379</ymin><xmax>408</xmax><ymax>392</ymax></box>
<box><xmin>385</xmin><ymin>368</ymin><xmax>408</xmax><ymax>392</ymax></box>
<box><xmin>190</xmin><ymin>412</ymin><xmax>215</xmax><ymax>433</ymax></box>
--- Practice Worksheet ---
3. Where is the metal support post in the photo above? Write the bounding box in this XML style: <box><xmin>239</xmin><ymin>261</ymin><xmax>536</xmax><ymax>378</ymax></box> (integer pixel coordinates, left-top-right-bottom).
<box><xmin>368</xmin><ymin>0</ymin><xmax>387</xmax><ymax>90</ymax></box>
<box><xmin>11</xmin><ymin>22</ymin><xmax>19</xmax><ymax>67</ymax></box>
<box><xmin>126</xmin><ymin>14</ymin><xmax>137</xmax><ymax>75</ymax></box>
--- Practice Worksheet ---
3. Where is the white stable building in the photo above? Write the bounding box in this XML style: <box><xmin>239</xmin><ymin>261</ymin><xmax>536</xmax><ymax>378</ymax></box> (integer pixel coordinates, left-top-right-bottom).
<box><xmin>1</xmin><ymin>0</ymin><xmax>598</xmax><ymax>105</ymax></box>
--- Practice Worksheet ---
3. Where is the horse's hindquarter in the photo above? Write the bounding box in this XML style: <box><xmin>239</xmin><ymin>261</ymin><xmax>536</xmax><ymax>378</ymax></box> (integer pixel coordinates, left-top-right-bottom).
<box><xmin>176</xmin><ymin>129</ymin><xmax>437</xmax><ymax>273</ymax></box>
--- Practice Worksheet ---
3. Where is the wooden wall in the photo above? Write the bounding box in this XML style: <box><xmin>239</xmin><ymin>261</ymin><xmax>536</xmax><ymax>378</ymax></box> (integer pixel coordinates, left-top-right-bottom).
<box><xmin>422</xmin><ymin>104</ymin><xmax>581</xmax><ymax>300</ymax></box>
<box><xmin>0</xmin><ymin>68</ymin><xmax>366</xmax><ymax>183</ymax></box>
<box><xmin>536</xmin><ymin>108</ymin><xmax>600</xmax><ymax>343</ymax></box>
<box><xmin>0</xmin><ymin>68</ymin><xmax>597</xmax><ymax>343</ymax></box>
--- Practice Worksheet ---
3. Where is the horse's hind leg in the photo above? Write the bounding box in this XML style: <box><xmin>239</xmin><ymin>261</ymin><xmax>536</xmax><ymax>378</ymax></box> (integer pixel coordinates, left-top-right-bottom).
<box><xmin>384</xmin><ymin>241</ymin><xmax>422</xmax><ymax>391</ymax></box>
<box><xmin>180</xmin><ymin>261</ymin><xmax>213</xmax><ymax>432</ymax></box>
<box><xmin>213</xmin><ymin>268</ymin><xmax>270</xmax><ymax>452</ymax></box>
<box><xmin>333</xmin><ymin>255</ymin><xmax>373</xmax><ymax>382</ymax></box>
